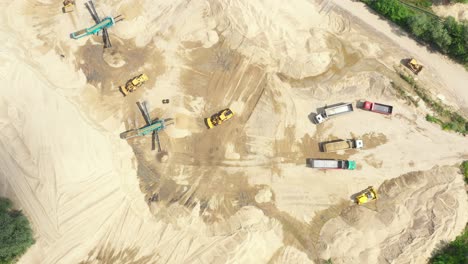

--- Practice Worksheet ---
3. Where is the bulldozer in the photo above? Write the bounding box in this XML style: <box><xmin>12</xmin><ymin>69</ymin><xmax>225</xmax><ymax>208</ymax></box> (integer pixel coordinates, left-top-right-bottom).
<box><xmin>205</xmin><ymin>108</ymin><xmax>234</xmax><ymax>129</ymax></box>
<box><xmin>405</xmin><ymin>58</ymin><xmax>423</xmax><ymax>75</ymax></box>
<box><xmin>62</xmin><ymin>0</ymin><xmax>75</xmax><ymax>13</ymax></box>
<box><xmin>355</xmin><ymin>186</ymin><xmax>378</xmax><ymax>205</ymax></box>
<box><xmin>120</xmin><ymin>74</ymin><xmax>149</xmax><ymax>96</ymax></box>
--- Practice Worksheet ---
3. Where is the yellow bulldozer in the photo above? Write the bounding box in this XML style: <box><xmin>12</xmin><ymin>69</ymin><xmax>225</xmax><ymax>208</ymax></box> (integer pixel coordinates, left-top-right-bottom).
<box><xmin>355</xmin><ymin>186</ymin><xmax>378</xmax><ymax>205</ymax></box>
<box><xmin>405</xmin><ymin>58</ymin><xmax>423</xmax><ymax>75</ymax></box>
<box><xmin>120</xmin><ymin>74</ymin><xmax>149</xmax><ymax>96</ymax></box>
<box><xmin>62</xmin><ymin>0</ymin><xmax>75</xmax><ymax>13</ymax></box>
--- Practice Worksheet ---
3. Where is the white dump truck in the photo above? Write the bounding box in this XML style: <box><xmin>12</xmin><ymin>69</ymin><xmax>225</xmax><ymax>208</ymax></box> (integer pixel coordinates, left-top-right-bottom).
<box><xmin>322</xmin><ymin>139</ymin><xmax>363</xmax><ymax>152</ymax></box>
<box><xmin>315</xmin><ymin>103</ymin><xmax>354</xmax><ymax>123</ymax></box>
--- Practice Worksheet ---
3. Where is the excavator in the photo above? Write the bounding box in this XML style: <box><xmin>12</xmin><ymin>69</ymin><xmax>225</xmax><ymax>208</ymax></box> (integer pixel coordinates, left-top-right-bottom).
<box><xmin>120</xmin><ymin>74</ymin><xmax>149</xmax><ymax>95</ymax></box>
<box><xmin>405</xmin><ymin>58</ymin><xmax>423</xmax><ymax>75</ymax></box>
<box><xmin>205</xmin><ymin>108</ymin><xmax>234</xmax><ymax>129</ymax></box>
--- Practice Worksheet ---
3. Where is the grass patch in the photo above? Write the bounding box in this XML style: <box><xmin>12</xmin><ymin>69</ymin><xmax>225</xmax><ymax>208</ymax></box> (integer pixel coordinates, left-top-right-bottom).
<box><xmin>390</xmin><ymin>81</ymin><xmax>419</xmax><ymax>106</ymax></box>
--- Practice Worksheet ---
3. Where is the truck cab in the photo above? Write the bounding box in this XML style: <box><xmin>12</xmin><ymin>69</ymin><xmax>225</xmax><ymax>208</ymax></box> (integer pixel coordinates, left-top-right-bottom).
<box><xmin>315</xmin><ymin>114</ymin><xmax>325</xmax><ymax>124</ymax></box>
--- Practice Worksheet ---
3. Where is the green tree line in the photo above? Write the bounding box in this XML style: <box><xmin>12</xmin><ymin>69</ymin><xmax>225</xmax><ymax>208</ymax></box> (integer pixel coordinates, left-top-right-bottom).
<box><xmin>0</xmin><ymin>197</ymin><xmax>34</xmax><ymax>264</ymax></box>
<box><xmin>362</xmin><ymin>0</ymin><xmax>468</xmax><ymax>67</ymax></box>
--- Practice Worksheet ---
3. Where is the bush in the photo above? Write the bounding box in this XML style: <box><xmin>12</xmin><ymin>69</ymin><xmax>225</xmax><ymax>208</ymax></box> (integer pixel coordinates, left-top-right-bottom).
<box><xmin>426</xmin><ymin>114</ymin><xmax>441</xmax><ymax>123</ymax></box>
<box><xmin>461</xmin><ymin>161</ymin><xmax>468</xmax><ymax>183</ymax></box>
<box><xmin>430</xmin><ymin>224</ymin><xmax>468</xmax><ymax>264</ymax></box>
<box><xmin>0</xmin><ymin>197</ymin><xmax>35</xmax><ymax>263</ymax></box>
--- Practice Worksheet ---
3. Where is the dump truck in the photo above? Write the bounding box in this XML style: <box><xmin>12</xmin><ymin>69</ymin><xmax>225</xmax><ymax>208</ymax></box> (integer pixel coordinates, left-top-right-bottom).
<box><xmin>405</xmin><ymin>58</ymin><xmax>423</xmax><ymax>75</ymax></box>
<box><xmin>355</xmin><ymin>186</ymin><xmax>378</xmax><ymax>205</ymax></box>
<box><xmin>306</xmin><ymin>159</ymin><xmax>356</xmax><ymax>170</ymax></box>
<box><xmin>205</xmin><ymin>108</ymin><xmax>234</xmax><ymax>129</ymax></box>
<box><xmin>120</xmin><ymin>74</ymin><xmax>149</xmax><ymax>95</ymax></box>
<box><xmin>322</xmin><ymin>139</ymin><xmax>363</xmax><ymax>152</ymax></box>
<box><xmin>315</xmin><ymin>103</ymin><xmax>353</xmax><ymax>124</ymax></box>
<box><xmin>362</xmin><ymin>101</ymin><xmax>393</xmax><ymax>115</ymax></box>
<box><xmin>62</xmin><ymin>0</ymin><xmax>75</xmax><ymax>13</ymax></box>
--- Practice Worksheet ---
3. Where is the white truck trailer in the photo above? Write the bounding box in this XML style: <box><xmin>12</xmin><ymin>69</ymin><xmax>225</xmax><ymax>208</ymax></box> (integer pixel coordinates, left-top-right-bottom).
<box><xmin>306</xmin><ymin>159</ymin><xmax>356</xmax><ymax>170</ymax></box>
<box><xmin>315</xmin><ymin>103</ymin><xmax>354</xmax><ymax>123</ymax></box>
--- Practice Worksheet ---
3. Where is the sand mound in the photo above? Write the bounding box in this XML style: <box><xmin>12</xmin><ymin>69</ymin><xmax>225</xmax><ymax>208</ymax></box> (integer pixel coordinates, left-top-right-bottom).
<box><xmin>318</xmin><ymin>166</ymin><xmax>468</xmax><ymax>264</ymax></box>
<box><xmin>432</xmin><ymin>3</ymin><xmax>468</xmax><ymax>22</ymax></box>
<box><xmin>209</xmin><ymin>0</ymin><xmax>344</xmax><ymax>78</ymax></box>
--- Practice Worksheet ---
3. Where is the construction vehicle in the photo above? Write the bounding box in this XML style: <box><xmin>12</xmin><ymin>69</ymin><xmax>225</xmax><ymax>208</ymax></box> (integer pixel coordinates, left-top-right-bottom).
<box><xmin>405</xmin><ymin>58</ymin><xmax>423</xmax><ymax>75</ymax></box>
<box><xmin>322</xmin><ymin>139</ymin><xmax>363</xmax><ymax>152</ymax></box>
<box><xmin>62</xmin><ymin>0</ymin><xmax>75</xmax><ymax>13</ymax></box>
<box><xmin>120</xmin><ymin>74</ymin><xmax>149</xmax><ymax>95</ymax></box>
<box><xmin>205</xmin><ymin>108</ymin><xmax>234</xmax><ymax>129</ymax></box>
<box><xmin>120</xmin><ymin>102</ymin><xmax>173</xmax><ymax>152</ymax></box>
<box><xmin>315</xmin><ymin>103</ymin><xmax>354</xmax><ymax>124</ymax></box>
<box><xmin>355</xmin><ymin>186</ymin><xmax>378</xmax><ymax>205</ymax></box>
<box><xmin>70</xmin><ymin>0</ymin><xmax>124</xmax><ymax>48</ymax></box>
<box><xmin>362</xmin><ymin>101</ymin><xmax>393</xmax><ymax>115</ymax></box>
<box><xmin>306</xmin><ymin>159</ymin><xmax>356</xmax><ymax>170</ymax></box>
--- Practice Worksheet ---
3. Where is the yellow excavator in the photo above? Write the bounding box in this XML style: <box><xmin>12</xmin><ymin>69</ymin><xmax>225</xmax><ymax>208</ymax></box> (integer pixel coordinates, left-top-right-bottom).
<box><xmin>62</xmin><ymin>0</ymin><xmax>75</xmax><ymax>13</ymax></box>
<box><xmin>405</xmin><ymin>58</ymin><xmax>423</xmax><ymax>75</ymax></box>
<box><xmin>120</xmin><ymin>74</ymin><xmax>149</xmax><ymax>96</ymax></box>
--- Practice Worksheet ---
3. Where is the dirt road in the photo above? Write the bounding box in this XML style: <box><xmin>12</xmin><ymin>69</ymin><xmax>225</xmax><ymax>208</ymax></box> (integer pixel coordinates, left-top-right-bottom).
<box><xmin>328</xmin><ymin>0</ymin><xmax>468</xmax><ymax>113</ymax></box>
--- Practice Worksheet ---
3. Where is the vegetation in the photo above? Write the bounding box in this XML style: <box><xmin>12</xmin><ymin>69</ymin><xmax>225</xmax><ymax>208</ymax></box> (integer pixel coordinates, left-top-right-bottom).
<box><xmin>390</xmin><ymin>81</ymin><xmax>419</xmax><ymax>106</ymax></box>
<box><xmin>461</xmin><ymin>161</ymin><xmax>468</xmax><ymax>184</ymax></box>
<box><xmin>396</xmin><ymin>69</ymin><xmax>468</xmax><ymax>135</ymax></box>
<box><xmin>0</xmin><ymin>198</ymin><xmax>34</xmax><ymax>264</ymax></box>
<box><xmin>430</xmin><ymin>224</ymin><xmax>468</xmax><ymax>264</ymax></box>
<box><xmin>361</xmin><ymin>0</ymin><xmax>468</xmax><ymax>67</ymax></box>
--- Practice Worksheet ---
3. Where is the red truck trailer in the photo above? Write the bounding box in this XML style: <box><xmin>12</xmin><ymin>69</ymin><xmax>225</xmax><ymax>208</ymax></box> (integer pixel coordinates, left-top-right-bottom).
<box><xmin>362</xmin><ymin>101</ymin><xmax>393</xmax><ymax>115</ymax></box>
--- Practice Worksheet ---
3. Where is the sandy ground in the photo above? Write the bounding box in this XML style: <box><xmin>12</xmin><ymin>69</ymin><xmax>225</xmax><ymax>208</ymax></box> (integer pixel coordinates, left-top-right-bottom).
<box><xmin>432</xmin><ymin>3</ymin><xmax>468</xmax><ymax>21</ymax></box>
<box><xmin>0</xmin><ymin>0</ymin><xmax>467</xmax><ymax>263</ymax></box>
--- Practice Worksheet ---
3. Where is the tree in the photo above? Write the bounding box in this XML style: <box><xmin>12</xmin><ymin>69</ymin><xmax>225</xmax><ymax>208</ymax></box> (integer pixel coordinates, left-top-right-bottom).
<box><xmin>463</xmin><ymin>23</ymin><xmax>468</xmax><ymax>53</ymax></box>
<box><xmin>407</xmin><ymin>14</ymin><xmax>432</xmax><ymax>41</ymax></box>
<box><xmin>371</xmin><ymin>0</ymin><xmax>413</xmax><ymax>26</ymax></box>
<box><xmin>431</xmin><ymin>21</ymin><xmax>452</xmax><ymax>52</ymax></box>
<box><xmin>430</xmin><ymin>225</ymin><xmax>468</xmax><ymax>264</ymax></box>
<box><xmin>0</xmin><ymin>198</ymin><xmax>35</xmax><ymax>263</ymax></box>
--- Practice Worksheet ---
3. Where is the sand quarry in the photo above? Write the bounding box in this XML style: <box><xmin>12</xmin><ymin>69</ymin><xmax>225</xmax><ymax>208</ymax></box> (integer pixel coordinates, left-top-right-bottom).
<box><xmin>0</xmin><ymin>0</ymin><xmax>467</xmax><ymax>263</ymax></box>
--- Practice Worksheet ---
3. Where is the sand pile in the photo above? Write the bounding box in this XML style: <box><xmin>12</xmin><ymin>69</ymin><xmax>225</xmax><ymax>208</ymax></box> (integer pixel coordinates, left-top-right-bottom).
<box><xmin>209</xmin><ymin>0</ymin><xmax>349</xmax><ymax>79</ymax></box>
<box><xmin>432</xmin><ymin>3</ymin><xmax>468</xmax><ymax>22</ymax></box>
<box><xmin>318</xmin><ymin>166</ymin><xmax>468</xmax><ymax>264</ymax></box>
